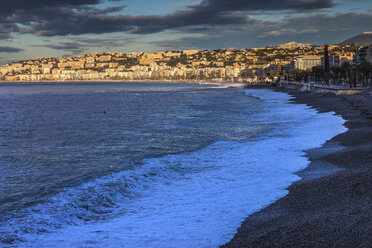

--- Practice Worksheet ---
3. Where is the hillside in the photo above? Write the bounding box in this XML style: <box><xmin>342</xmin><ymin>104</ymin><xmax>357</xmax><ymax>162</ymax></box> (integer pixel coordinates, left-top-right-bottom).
<box><xmin>339</xmin><ymin>32</ymin><xmax>372</xmax><ymax>46</ymax></box>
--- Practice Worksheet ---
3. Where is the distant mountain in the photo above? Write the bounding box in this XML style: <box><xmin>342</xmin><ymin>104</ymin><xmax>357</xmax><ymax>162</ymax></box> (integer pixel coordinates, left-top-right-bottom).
<box><xmin>339</xmin><ymin>32</ymin><xmax>372</xmax><ymax>46</ymax></box>
<box><xmin>273</xmin><ymin>42</ymin><xmax>313</xmax><ymax>48</ymax></box>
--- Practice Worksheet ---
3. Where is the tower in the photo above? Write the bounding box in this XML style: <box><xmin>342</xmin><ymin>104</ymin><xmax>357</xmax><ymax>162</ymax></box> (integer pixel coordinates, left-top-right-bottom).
<box><xmin>324</xmin><ymin>45</ymin><xmax>330</xmax><ymax>73</ymax></box>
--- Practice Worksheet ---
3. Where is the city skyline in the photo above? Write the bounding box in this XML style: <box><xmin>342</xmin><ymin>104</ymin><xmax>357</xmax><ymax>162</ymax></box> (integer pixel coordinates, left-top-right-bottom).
<box><xmin>0</xmin><ymin>0</ymin><xmax>372</xmax><ymax>65</ymax></box>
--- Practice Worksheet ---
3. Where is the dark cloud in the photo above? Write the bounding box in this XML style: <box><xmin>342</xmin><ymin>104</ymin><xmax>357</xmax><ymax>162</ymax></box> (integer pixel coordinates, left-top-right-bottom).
<box><xmin>36</xmin><ymin>36</ymin><xmax>136</xmax><ymax>55</ymax></box>
<box><xmin>151</xmin><ymin>12</ymin><xmax>372</xmax><ymax>50</ymax></box>
<box><xmin>19</xmin><ymin>7</ymin><xmax>249</xmax><ymax>36</ymax></box>
<box><xmin>0</xmin><ymin>0</ymin><xmax>100</xmax><ymax>16</ymax></box>
<box><xmin>0</xmin><ymin>0</ymin><xmax>116</xmax><ymax>38</ymax></box>
<box><xmin>192</xmin><ymin>0</ymin><xmax>335</xmax><ymax>12</ymax></box>
<box><xmin>0</xmin><ymin>0</ymin><xmax>336</xmax><ymax>38</ymax></box>
<box><xmin>0</xmin><ymin>46</ymin><xmax>23</xmax><ymax>53</ymax></box>
<box><xmin>154</xmin><ymin>36</ymin><xmax>207</xmax><ymax>50</ymax></box>
<box><xmin>0</xmin><ymin>24</ymin><xmax>19</xmax><ymax>39</ymax></box>
<box><xmin>268</xmin><ymin>12</ymin><xmax>372</xmax><ymax>41</ymax></box>
<box><xmin>42</xmin><ymin>42</ymin><xmax>83</xmax><ymax>51</ymax></box>
<box><xmin>70</xmin><ymin>37</ymin><xmax>136</xmax><ymax>47</ymax></box>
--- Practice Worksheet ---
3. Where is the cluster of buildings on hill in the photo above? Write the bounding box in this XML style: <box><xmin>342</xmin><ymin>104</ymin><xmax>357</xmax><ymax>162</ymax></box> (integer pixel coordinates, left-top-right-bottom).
<box><xmin>0</xmin><ymin>43</ymin><xmax>370</xmax><ymax>82</ymax></box>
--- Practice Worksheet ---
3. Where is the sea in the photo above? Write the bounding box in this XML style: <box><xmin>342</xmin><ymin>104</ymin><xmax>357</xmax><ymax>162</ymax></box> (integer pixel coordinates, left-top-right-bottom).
<box><xmin>0</xmin><ymin>82</ymin><xmax>346</xmax><ymax>247</ymax></box>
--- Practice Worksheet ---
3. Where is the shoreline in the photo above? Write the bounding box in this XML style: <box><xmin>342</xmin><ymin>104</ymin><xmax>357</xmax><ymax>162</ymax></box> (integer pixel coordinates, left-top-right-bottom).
<box><xmin>0</xmin><ymin>79</ymin><xmax>232</xmax><ymax>84</ymax></box>
<box><xmin>0</xmin><ymin>79</ymin><xmax>247</xmax><ymax>89</ymax></box>
<box><xmin>222</xmin><ymin>88</ymin><xmax>372</xmax><ymax>247</ymax></box>
<box><xmin>2</xmin><ymin>81</ymin><xmax>370</xmax><ymax>245</ymax></box>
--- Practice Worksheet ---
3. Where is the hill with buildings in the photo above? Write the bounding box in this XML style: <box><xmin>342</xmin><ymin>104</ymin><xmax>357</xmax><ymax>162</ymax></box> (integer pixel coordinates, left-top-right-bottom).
<box><xmin>339</xmin><ymin>32</ymin><xmax>372</xmax><ymax>46</ymax></box>
<box><xmin>0</xmin><ymin>44</ymin><xmax>363</xmax><ymax>83</ymax></box>
<box><xmin>273</xmin><ymin>42</ymin><xmax>313</xmax><ymax>48</ymax></box>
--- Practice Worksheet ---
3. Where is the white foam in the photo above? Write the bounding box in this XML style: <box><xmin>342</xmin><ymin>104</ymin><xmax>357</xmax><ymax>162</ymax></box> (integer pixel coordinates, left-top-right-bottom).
<box><xmin>8</xmin><ymin>89</ymin><xmax>346</xmax><ymax>248</ymax></box>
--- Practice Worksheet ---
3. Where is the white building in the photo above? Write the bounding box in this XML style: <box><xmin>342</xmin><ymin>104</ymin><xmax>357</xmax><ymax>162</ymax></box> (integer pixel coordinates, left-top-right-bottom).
<box><xmin>293</xmin><ymin>56</ymin><xmax>322</xmax><ymax>70</ymax></box>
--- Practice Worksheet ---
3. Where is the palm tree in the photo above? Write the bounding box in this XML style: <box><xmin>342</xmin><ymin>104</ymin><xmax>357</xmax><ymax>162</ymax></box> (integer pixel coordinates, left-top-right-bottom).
<box><xmin>358</xmin><ymin>62</ymin><xmax>372</xmax><ymax>87</ymax></box>
<box><xmin>341</xmin><ymin>62</ymin><xmax>352</xmax><ymax>88</ymax></box>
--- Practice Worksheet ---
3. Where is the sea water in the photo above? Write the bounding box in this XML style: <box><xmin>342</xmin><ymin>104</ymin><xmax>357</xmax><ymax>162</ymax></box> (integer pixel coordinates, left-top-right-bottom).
<box><xmin>0</xmin><ymin>82</ymin><xmax>346</xmax><ymax>247</ymax></box>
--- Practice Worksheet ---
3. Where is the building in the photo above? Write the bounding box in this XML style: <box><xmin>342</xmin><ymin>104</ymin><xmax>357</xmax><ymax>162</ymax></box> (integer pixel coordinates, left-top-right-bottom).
<box><xmin>293</xmin><ymin>56</ymin><xmax>322</xmax><ymax>70</ymax></box>
<box><xmin>182</xmin><ymin>50</ymin><xmax>199</xmax><ymax>56</ymax></box>
<box><xmin>339</xmin><ymin>52</ymin><xmax>354</xmax><ymax>65</ymax></box>
<box><xmin>354</xmin><ymin>45</ymin><xmax>372</xmax><ymax>64</ymax></box>
<box><xmin>322</xmin><ymin>55</ymin><xmax>340</xmax><ymax>68</ymax></box>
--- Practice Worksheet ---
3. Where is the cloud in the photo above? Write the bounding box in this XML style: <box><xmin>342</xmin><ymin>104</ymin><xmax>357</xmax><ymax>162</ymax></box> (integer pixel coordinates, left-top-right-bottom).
<box><xmin>19</xmin><ymin>7</ymin><xmax>249</xmax><ymax>36</ymax></box>
<box><xmin>0</xmin><ymin>0</ymin><xmax>336</xmax><ymax>38</ymax></box>
<box><xmin>191</xmin><ymin>0</ymin><xmax>335</xmax><ymax>12</ymax></box>
<box><xmin>0</xmin><ymin>0</ymin><xmax>121</xmax><ymax>38</ymax></box>
<box><xmin>148</xmin><ymin>12</ymin><xmax>372</xmax><ymax>49</ymax></box>
<box><xmin>0</xmin><ymin>0</ymin><xmax>100</xmax><ymax>16</ymax></box>
<box><xmin>277</xmin><ymin>12</ymin><xmax>372</xmax><ymax>35</ymax></box>
<box><xmin>0</xmin><ymin>46</ymin><xmax>23</xmax><ymax>53</ymax></box>
<box><xmin>153</xmin><ymin>35</ymin><xmax>213</xmax><ymax>50</ymax></box>
<box><xmin>70</xmin><ymin>37</ymin><xmax>136</xmax><ymax>47</ymax></box>
<box><xmin>35</xmin><ymin>36</ymin><xmax>137</xmax><ymax>56</ymax></box>
<box><xmin>259</xmin><ymin>28</ymin><xmax>319</xmax><ymax>37</ymax></box>
<box><xmin>42</xmin><ymin>42</ymin><xmax>82</xmax><ymax>51</ymax></box>
<box><xmin>0</xmin><ymin>24</ymin><xmax>19</xmax><ymax>39</ymax></box>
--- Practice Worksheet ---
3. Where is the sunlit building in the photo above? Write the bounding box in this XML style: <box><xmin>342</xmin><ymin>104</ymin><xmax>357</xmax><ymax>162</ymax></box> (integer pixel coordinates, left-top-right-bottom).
<box><xmin>293</xmin><ymin>56</ymin><xmax>322</xmax><ymax>70</ymax></box>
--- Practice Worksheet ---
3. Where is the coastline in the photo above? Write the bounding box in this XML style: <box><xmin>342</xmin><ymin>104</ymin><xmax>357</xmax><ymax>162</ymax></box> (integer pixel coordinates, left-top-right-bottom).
<box><xmin>222</xmin><ymin>88</ymin><xmax>372</xmax><ymax>247</ymax></box>
<box><xmin>0</xmin><ymin>79</ymin><xmax>242</xmax><ymax>86</ymax></box>
<box><xmin>0</xmin><ymin>79</ymin><xmax>231</xmax><ymax>84</ymax></box>
<box><xmin>0</xmin><ymin>79</ymin><xmax>247</xmax><ymax>90</ymax></box>
<box><xmin>2</xmin><ymin>81</ymin><xmax>370</xmax><ymax>246</ymax></box>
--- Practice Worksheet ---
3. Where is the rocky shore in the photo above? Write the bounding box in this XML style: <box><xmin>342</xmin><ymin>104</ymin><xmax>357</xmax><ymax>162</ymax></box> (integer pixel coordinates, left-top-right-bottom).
<box><xmin>223</xmin><ymin>89</ymin><xmax>372</xmax><ymax>247</ymax></box>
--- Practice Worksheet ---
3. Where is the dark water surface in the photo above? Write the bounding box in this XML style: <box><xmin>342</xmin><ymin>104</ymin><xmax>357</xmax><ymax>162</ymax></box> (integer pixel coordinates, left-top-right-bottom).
<box><xmin>0</xmin><ymin>82</ymin><xmax>266</xmax><ymax>213</ymax></box>
<box><xmin>0</xmin><ymin>82</ymin><xmax>345</xmax><ymax>247</ymax></box>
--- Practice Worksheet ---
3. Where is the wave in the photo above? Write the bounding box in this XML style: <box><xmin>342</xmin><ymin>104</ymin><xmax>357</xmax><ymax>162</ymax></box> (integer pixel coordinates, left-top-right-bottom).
<box><xmin>0</xmin><ymin>89</ymin><xmax>347</xmax><ymax>248</ymax></box>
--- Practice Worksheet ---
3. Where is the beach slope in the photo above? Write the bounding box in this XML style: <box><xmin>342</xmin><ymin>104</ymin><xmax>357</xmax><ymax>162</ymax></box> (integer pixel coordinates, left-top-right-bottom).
<box><xmin>223</xmin><ymin>90</ymin><xmax>372</xmax><ymax>248</ymax></box>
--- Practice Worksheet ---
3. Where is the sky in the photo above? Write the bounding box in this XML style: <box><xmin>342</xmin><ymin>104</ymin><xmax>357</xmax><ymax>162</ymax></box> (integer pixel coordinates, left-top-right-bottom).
<box><xmin>0</xmin><ymin>0</ymin><xmax>371</xmax><ymax>64</ymax></box>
